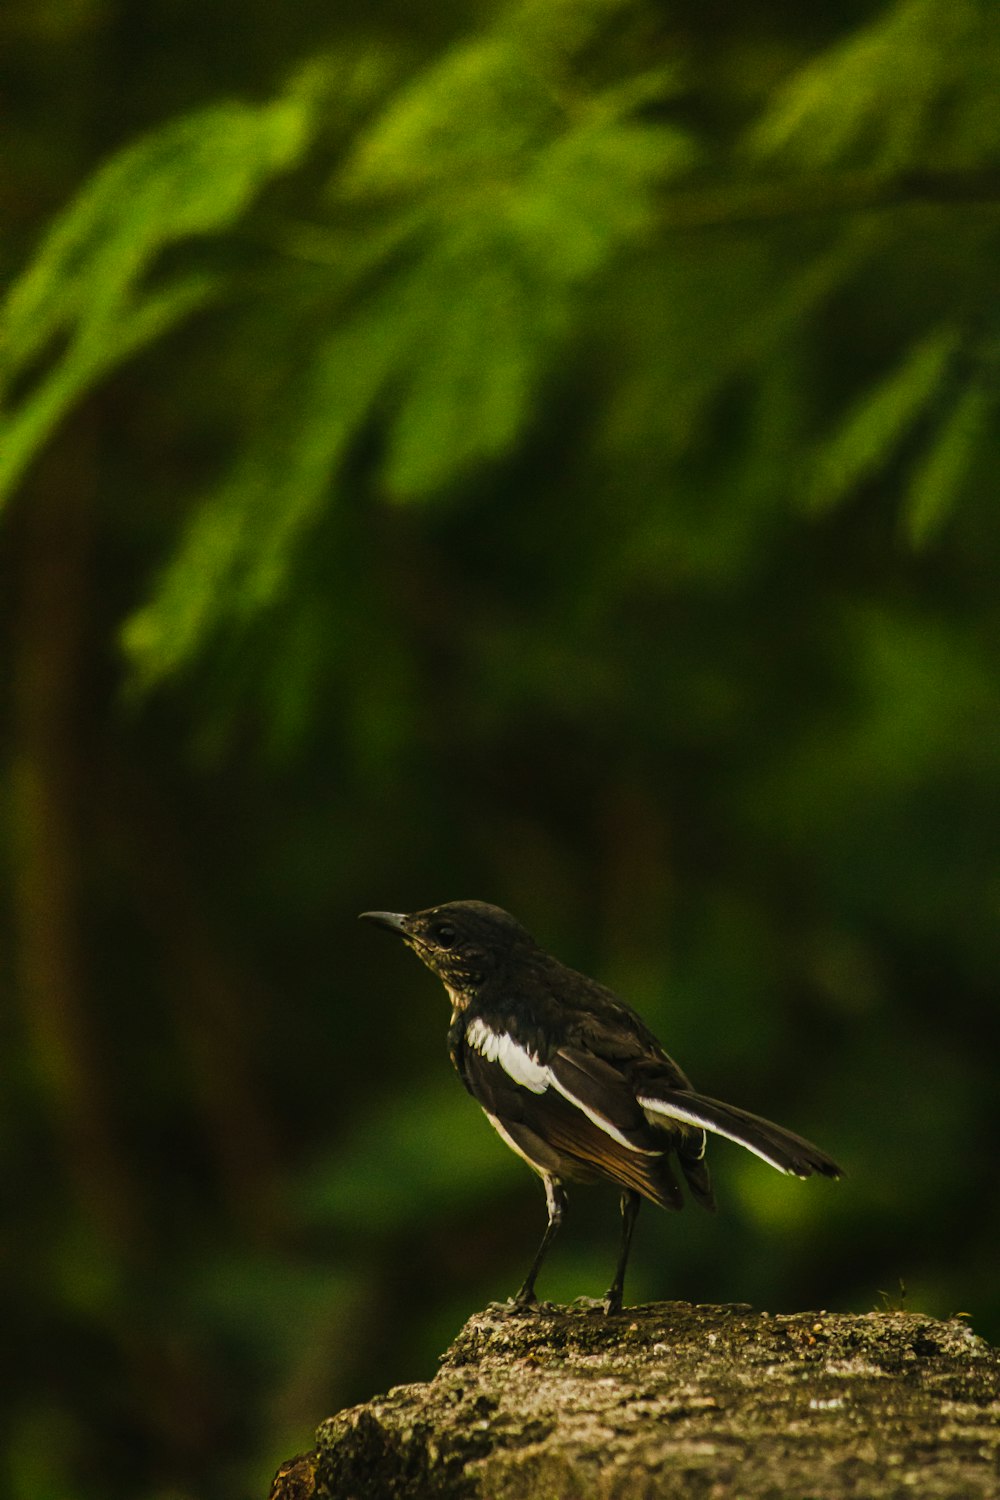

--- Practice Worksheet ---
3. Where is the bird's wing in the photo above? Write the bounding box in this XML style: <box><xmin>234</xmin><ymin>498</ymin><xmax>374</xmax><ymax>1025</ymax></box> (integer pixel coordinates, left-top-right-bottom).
<box><xmin>549</xmin><ymin>1037</ymin><xmax>714</xmax><ymax>1209</ymax></box>
<box><xmin>564</xmin><ymin>1011</ymin><xmax>710</xmax><ymax>1150</ymax></box>
<box><xmin>547</xmin><ymin>1044</ymin><xmax>669</xmax><ymax>1148</ymax></box>
<box><xmin>457</xmin><ymin>1017</ymin><xmax>687</xmax><ymax>1208</ymax></box>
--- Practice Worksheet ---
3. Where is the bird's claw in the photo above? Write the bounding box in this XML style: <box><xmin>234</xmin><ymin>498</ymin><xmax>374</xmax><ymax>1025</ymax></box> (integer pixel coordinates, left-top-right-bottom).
<box><xmin>506</xmin><ymin>1289</ymin><xmax>538</xmax><ymax>1314</ymax></box>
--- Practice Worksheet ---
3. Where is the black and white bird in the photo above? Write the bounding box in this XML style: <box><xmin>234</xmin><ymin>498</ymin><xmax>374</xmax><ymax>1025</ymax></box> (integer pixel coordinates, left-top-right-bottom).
<box><xmin>360</xmin><ymin>900</ymin><xmax>842</xmax><ymax>1313</ymax></box>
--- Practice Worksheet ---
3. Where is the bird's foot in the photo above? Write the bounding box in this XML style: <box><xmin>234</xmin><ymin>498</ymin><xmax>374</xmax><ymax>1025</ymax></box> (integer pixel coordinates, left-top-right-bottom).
<box><xmin>486</xmin><ymin>1299</ymin><xmax>531</xmax><ymax>1318</ymax></box>
<box><xmin>602</xmin><ymin>1287</ymin><xmax>625</xmax><ymax>1317</ymax></box>
<box><xmin>507</xmin><ymin>1284</ymin><xmax>538</xmax><ymax>1314</ymax></box>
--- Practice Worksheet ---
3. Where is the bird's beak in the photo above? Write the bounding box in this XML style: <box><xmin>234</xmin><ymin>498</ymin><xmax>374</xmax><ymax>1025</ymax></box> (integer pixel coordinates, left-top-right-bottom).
<box><xmin>359</xmin><ymin>910</ymin><xmax>409</xmax><ymax>936</ymax></box>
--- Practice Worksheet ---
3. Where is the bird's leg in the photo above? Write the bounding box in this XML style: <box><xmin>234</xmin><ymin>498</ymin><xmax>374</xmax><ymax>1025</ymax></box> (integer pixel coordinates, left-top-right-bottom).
<box><xmin>604</xmin><ymin>1189</ymin><xmax>641</xmax><ymax>1315</ymax></box>
<box><xmin>512</xmin><ymin>1176</ymin><xmax>566</xmax><ymax>1307</ymax></box>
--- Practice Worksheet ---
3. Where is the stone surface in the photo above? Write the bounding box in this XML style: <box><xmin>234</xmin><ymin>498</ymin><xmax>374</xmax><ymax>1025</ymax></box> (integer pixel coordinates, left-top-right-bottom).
<box><xmin>272</xmin><ymin>1301</ymin><xmax>1000</xmax><ymax>1499</ymax></box>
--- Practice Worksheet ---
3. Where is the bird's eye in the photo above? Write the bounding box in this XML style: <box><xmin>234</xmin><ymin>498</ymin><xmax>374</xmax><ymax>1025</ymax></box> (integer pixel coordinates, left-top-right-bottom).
<box><xmin>433</xmin><ymin>923</ymin><xmax>456</xmax><ymax>948</ymax></box>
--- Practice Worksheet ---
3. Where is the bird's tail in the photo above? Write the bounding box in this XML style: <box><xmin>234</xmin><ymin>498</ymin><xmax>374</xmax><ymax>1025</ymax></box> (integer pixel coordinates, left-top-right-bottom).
<box><xmin>638</xmin><ymin>1088</ymin><xmax>843</xmax><ymax>1180</ymax></box>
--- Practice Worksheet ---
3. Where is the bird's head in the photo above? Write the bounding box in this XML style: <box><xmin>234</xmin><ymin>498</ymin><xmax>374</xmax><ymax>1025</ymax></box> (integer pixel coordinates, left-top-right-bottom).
<box><xmin>359</xmin><ymin>900</ymin><xmax>537</xmax><ymax>1004</ymax></box>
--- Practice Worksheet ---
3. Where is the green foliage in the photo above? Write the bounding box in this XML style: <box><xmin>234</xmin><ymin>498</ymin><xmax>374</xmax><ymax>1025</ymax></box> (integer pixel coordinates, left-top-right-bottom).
<box><xmin>342</xmin><ymin>35</ymin><xmax>561</xmax><ymax>192</ymax></box>
<box><xmin>122</xmin><ymin>309</ymin><xmax>412</xmax><ymax>685</ymax></box>
<box><xmin>0</xmin><ymin>90</ymin><xmax>316</xmax><ymax>503</ymax></box>
<box><xmin>806</xmin><ymin>325</ymin><xmax>960</xmax><ymax>513</ymax></box>
<box><xmin>904</xmin><ymin>377</ymin><xmax>993</xmax><ymax>543</ymax></box>
<box><xmin>749</xmin><ymin>0</ymin><xmax>1000</xmax><ymax>169</ymax></box>
<box><xmin>4</xmin><ymin>0</ymin><xmax>998</xmax><ymax>682</ymax></box>
<box><xmin>118</xmin><ymin>8</ymin><xmax>695</xmax><ymax>683</ymax></box>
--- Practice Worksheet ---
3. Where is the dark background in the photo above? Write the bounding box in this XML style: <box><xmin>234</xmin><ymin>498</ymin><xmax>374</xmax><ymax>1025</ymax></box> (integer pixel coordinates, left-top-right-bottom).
<box><xmin>2</xmin><ymin>1</ymin><xmax>999</xmax><ymax>1497</ymax></box>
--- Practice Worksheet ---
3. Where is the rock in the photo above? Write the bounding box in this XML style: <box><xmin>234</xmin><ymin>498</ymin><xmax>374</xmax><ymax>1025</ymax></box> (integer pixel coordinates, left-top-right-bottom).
<box><xmin>271</xmin><ymin>1300</ymin><xmax>1000</xmax><ymax>1499</ymax></box>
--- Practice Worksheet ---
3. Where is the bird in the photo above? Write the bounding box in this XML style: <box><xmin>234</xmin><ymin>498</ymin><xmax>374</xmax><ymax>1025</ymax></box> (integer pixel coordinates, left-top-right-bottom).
<box><xmin>360</xmin><ymin>900</ymin><xmax>842</xmax><ymax>1313</ymax></box>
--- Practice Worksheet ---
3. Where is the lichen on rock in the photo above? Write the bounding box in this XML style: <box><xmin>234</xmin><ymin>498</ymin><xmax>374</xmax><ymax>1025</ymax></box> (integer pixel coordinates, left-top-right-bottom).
<box><xmin>271</xmin><ymin>1301</ymin><xmax>1000</xmax><ymax>1499</ymax></box>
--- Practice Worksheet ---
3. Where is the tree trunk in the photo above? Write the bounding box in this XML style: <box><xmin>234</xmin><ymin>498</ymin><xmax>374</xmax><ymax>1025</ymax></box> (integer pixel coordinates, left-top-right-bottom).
<box><xmin>270</xmin><ymin>1300</ymin><xmax>1000</xmax><ymax>1499</ymax></box>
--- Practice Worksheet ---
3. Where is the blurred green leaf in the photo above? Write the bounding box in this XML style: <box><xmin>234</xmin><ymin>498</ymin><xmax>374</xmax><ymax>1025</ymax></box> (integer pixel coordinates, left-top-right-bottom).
<box><xmin>806</xmin><ymin>325</ymin><xmax>959</xmax><ymax>512</ymax></box>
<box><xmin>904</xmin><ymin>378</ymin><xmax>992</xmax><ymax>545</ymax></box>
<box><xmin>343</xmin><ymin>36</ymin><xmax>558</xmax><ymax>195</ymax></box>
<box><xmin>0</xmin><ymin>272</ymin><xmax>216</xmax><ymax>501</ymax></box>
<box><xmin>121</xmin><ymin>299</ymin><xmax>412</xmax><ymax>685</ymax></box>
<box><xmin>0</xmin><ymin>90</ymin><xmax>315</xmax><ymax>504</ymax></box>
<box><xmin>749</xmin><ymin>0</ymin><xmax>997</xmax><ymax>169</ymax></box>
<box><xmin>3</xmin><ymin>95</ymin><xmax>309</xmax><ymax>374</ymax></box>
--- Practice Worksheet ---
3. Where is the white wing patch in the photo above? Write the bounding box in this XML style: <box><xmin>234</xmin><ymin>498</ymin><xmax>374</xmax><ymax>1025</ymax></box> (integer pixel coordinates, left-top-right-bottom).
<box><xmin>638</xmin><ymin>1095</ymin><xmax>797</xmax><ymax>1175</ymax></box>
<box><xmin>466</xmin><ymin>1016</ymin><xmax>548</xmax><ymax>1093</ymax></box>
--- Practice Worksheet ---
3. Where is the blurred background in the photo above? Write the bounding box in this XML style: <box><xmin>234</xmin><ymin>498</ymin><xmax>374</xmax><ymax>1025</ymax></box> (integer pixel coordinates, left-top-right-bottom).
<box><xmin>2</xmin><ymin>0</ymin><xmax>999</xmax><ymax>1496</ymax></box>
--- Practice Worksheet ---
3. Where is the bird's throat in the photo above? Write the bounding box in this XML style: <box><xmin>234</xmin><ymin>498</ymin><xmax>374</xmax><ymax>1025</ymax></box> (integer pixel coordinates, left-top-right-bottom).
<box><xmin>445</xmin><ymin>981</ymin><xmax>475</xmax><ymax>1015</ymax></box>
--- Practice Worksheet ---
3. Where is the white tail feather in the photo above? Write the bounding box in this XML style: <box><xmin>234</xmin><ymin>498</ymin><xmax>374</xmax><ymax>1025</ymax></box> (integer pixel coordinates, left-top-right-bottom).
<box><xmin>637</xmin><ymin>1095</ymin><xmax>801</xmax><ymax>1176</ymax></box>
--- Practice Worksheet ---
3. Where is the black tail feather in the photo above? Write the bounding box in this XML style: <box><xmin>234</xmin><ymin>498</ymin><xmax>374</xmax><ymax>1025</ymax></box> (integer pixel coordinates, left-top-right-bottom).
<box><xmin>678</xmin><ymin>1148</ymin><xmax>717</xmax><ymax>1212</ymax></box>
<box><xmin>638</xmin><ymin>1087</ymin><xmax>843</xmax><ymax>1180</ymax></box>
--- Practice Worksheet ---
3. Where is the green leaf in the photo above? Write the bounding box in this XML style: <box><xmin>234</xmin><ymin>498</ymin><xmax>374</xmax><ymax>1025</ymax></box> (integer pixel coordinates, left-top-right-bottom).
<box><xmin>807</xmin><ymin>325</ymin><xmax>959</xmax><ymax>512</ymax></box>
<box><xmin>383</xmin><ymin>250</ymin><xmax>536</xmax><ymax>498</ymax></box>
<box><xmin>379</xmin><ymin>108</ymin><xmax>693</xmax><ymax>499</ymax></box>
<box><xmin>0</xmin><ymin>273</ymin><xmax>216</xmax><ymax>501</ymax></box>
<box><xmin>3</xmin><ymin>96</ymin><xmax>309</xmax><ymax>374</ymax></box>
<box><xmin>343</xmin><ymin>36</ymin><xmax>558</xmax><ymax>196</ymax></box>
<box><xmin>121</xmin><ymin>297</ymin><xmax>413</xmax><ymax>686</ymax></box>
<box><xmin>343</xmin><ymin>0</ymin><xmax>662</xmax><ymax>200</ymax></box>
<box><xmin>0</xmin><ymin>91</ymin><xmax>315</xmax><ymax>506</ymax></box>
<box><xmin>749</xmin><ymin>0</ymin><xmax>991</xmax><ymax>171</ymax></box>
<box><xmin>904</xmin><ymin>379</ymin><xmax>992</xmax><ymax>545</ymax></box>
